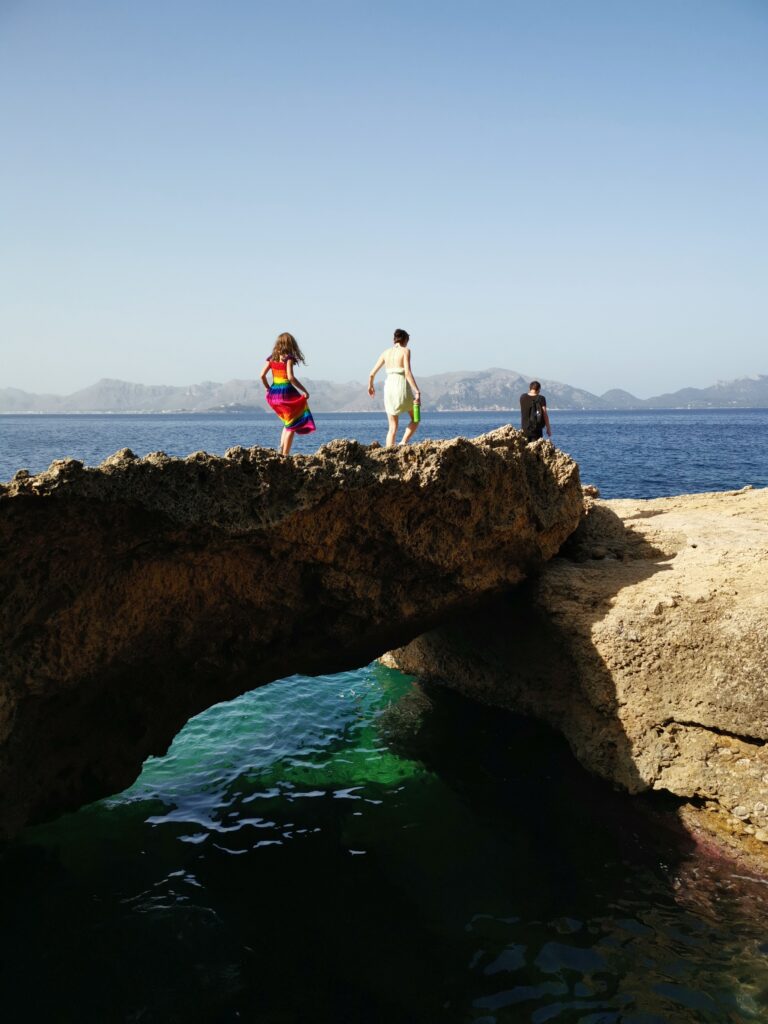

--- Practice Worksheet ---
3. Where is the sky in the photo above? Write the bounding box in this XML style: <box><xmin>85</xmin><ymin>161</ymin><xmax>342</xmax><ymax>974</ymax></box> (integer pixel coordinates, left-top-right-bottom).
<box><xmin>1</xmin><ymin>0</ymin><xmax>766</xmax><ymax>398</ymax></box>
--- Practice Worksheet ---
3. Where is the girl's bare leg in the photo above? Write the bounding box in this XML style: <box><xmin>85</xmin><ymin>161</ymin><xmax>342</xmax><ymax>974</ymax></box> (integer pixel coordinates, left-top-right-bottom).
<box><xmin>400</xmin><ymin>411</ymin><xmax>419</xmax><ymax>445</ymax></box>
<box><xmin>386</xmin><ymin>414</ymin><xmax>398</xmax><ymax>447</ymax></box>
<box><xmin>280</xmin><ymin>427</ymin><xmax>295</xmax><ymax>456</ymax></box>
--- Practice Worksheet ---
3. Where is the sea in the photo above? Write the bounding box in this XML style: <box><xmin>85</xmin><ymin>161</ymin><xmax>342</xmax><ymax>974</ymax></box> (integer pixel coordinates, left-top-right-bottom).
<box><xmin>1</xmin><ymin>409</ymin><xmax>768</xmax><ymax>1024</ymax></box>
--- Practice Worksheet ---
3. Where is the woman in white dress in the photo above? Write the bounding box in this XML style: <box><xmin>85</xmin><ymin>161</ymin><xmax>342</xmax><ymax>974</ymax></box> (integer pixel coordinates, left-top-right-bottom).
<box><xmin>367</xmin><ymin>328</ymin><xmax>422</xmax><ymax>447</ymax></box>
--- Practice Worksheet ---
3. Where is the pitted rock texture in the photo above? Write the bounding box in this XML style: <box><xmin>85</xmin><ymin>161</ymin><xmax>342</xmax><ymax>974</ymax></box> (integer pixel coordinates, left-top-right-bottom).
<box><xmin>385</xmin><ymin>487</ymin><xmax>768</xmax><ymax>852</ymax></box>
<box><xmin>0</xmin><ymin>428</ymin><xmax>581</xmax><ymax>838</ymax></box>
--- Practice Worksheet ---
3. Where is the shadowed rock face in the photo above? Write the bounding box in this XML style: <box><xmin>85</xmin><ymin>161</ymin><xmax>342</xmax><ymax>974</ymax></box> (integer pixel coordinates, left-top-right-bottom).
<box><xmin>0</xmin><ymin>427</ymin><xmax>581</xmax><ymax>838</ymax></box>
<box><xmin>385</xmin><ymin>487</ymin><xmax>768</xmax><ymax>864</ymax></box>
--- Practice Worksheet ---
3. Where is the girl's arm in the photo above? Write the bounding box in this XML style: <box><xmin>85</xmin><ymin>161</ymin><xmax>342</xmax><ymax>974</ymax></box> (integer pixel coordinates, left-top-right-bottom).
<box><xmin>368</xmin><ymin>352</ymin><xmax>385</xmax><ymax>396</ymax></box>
<box><xmin>403</xmin><ymin>348</ymin><xmax>420</xmax><ymax>401</ymax></box>
<box><xmin>259</xmin><ymin>360</ymin><xmax>271</xmax><ymax>390</ymax></box>
<box><xmin>285</xmin><ymin>359</ymin><xmax>309</xmax><ymax>399</ymax></box>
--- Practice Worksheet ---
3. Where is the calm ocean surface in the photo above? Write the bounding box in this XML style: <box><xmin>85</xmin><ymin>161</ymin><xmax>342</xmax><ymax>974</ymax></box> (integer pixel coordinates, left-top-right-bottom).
<box><xmin>2</xmin><ymin>408</ymin><xmax>768</xmax><ymax>496</ymax></box>
<box><xmin>2</xmin><ymin>411</ymin><xmax>768</xmax><ymax>1023</ymax></box>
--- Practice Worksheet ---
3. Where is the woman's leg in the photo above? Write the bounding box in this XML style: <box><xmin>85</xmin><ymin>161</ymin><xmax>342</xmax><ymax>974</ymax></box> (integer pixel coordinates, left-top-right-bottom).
<box><xmin>386</xmin><ymin>414</ymin><xmax>398</xmax><ymax>447</ymax></box>
<box><xmin>400</xmin><ymin>411</ymin><xmax>419</xmax><ymax>445</ymax></box>
<box><xmin>280</xmin><ymin>427</ymin><xmax>295</xmax><ymax>456</ymax></box>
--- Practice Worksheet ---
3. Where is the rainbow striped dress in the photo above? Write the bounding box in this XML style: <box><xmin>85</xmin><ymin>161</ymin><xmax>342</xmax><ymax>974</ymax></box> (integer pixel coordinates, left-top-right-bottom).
<box><xmin>265</xmin><ymin>360</ymin><xmax>316</xmax><ymax>434</ymax></box>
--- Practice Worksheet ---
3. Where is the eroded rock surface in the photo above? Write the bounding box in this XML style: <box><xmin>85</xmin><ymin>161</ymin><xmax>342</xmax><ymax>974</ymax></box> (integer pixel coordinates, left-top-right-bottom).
<box><xmin>0</xmin><ymin>428</ymin><xmax>581</xmax><ymax>838</ymax></box>
<box><xmin>385</xmin><ymin>487</ymin><xmax>768</xmax><ymax>852</ymax></box>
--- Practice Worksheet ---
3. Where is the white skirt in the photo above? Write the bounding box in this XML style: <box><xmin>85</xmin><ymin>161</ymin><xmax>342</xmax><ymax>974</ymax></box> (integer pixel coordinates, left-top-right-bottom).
<box><xmin>384</xmin><ymin>370</ymin><xmax>414</xmax><ymax>416</ymax></box>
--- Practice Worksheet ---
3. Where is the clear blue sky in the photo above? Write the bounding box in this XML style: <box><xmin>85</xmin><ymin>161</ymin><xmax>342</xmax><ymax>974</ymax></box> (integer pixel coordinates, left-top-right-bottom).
<box><xmin>1</xmin><ymin>0</ymin><xmax>766</xmax><ymax>397</ymax></box>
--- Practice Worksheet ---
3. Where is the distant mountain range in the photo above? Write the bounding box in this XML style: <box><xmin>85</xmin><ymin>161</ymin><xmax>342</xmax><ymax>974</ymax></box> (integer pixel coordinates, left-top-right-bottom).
<box><xmin>2</xmin><ymin>371</ymin><xmax>767</xmax><ymax>414</ymax></box>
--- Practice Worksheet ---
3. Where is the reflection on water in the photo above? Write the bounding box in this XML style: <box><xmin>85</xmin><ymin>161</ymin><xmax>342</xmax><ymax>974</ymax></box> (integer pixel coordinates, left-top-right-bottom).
<box><xmin>1</xmin><ymin>664</ymin><xmax>767</xmax><ymax>1023</ymax></box>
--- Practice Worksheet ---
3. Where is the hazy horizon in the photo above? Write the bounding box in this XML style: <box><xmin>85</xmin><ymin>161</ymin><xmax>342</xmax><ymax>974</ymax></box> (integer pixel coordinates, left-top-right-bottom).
<box><xmin>3</xmin><ymin>364</ymin><xmax>767</xmax><ymax>403</ymax></box>
<box><xmin>2</xmin><ymin>1</ymin><xmax>767</xmax><ymax>398</ymax></box>
<box><xmin>3</xmin><ymin>367</ymin><xmax>767</xmax><ymax>405</ymax></box>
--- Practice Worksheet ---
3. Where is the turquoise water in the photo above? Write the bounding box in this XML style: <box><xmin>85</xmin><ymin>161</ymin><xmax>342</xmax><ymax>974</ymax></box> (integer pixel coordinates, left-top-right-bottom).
<box><xmin>2</xmin><ymin>413</ymin><xmax>768</xmax><ymax>1021</ymax></box>
<box><xmin>3</xmin><ymin>667</ymin><xmax>768</xmax><ymax>1022</ymax></box>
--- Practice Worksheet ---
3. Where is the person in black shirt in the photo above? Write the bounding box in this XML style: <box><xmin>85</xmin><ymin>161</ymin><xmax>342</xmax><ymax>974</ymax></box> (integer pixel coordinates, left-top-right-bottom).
<box><xmin>519</xmin><ymin>380</ymin><xmax>552</xmax><ymax>442</ymax></box>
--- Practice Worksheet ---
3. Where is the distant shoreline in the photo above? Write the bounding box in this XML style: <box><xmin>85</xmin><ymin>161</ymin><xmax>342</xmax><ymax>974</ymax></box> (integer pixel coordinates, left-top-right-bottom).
<box><xmin>3</xmin><ymin>370</ymin><xmax>766</xmax><ymax>415</ymax></box>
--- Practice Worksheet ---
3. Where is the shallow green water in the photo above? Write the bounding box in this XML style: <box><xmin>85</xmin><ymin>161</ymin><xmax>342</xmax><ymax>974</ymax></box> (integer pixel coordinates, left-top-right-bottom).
<box><xmin>2</xmin><ymin>663</ymin><xmax>768</xmax><ymax>1023</ymax></box>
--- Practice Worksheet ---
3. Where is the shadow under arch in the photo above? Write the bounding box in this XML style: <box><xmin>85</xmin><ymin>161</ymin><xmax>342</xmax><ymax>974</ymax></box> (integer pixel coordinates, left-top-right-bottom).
<box><xmin>384</xmin><ymin>502</ymin><xmax>681</xmax><ymax>800</ymax></box>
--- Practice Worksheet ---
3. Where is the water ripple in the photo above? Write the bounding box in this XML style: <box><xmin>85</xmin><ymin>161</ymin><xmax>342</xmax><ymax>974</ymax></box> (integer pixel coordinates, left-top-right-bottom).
<box><xmin>3</xmin><ymin>665</ymin><xmax>768</xmax><ymax>1022</ymax></box>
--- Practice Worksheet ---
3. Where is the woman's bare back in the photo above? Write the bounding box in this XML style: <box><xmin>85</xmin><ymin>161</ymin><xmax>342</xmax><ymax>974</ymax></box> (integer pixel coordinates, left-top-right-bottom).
<box><xmin>383</xmin><ymin>345</ymin><xmax>407</xmax><ymax>371</ymax></box>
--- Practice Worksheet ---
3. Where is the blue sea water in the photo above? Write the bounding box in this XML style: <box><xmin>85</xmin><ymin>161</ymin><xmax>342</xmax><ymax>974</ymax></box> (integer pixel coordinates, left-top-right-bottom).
<box><xmin>1</xmin><ymin>411</ymin><xmax>768</xmax><ymax>1023</ymax></box>
<box><xmin>2</xmin><ymin>408</ymin><xmax>768</xmax><ymax>496</ymax></box>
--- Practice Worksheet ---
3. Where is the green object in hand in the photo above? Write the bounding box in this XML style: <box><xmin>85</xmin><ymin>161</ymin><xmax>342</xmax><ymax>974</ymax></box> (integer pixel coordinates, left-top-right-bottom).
<box><xmin>413</xmin><ymin>401</ymin><xmax>421</xmax><ymax>423</ymax></box>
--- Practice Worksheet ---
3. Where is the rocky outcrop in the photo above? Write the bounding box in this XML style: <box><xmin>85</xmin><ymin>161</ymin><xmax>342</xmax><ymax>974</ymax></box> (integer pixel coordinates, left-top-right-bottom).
<box><xmin>385</xmin><ymin>487</ymin><xmax>768</xmax><ymax>857</ymax></box>
<box><xmin>0</xmin><ymin>429</ymin><xmax>581</xmax><ymax>838</ymax></box>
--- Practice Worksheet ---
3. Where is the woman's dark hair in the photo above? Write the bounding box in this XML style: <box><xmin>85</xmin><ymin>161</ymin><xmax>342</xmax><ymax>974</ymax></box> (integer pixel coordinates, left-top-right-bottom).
<box><xmin>393</xmin><ymin>329</ymin><xmax>410</xmax><ymax>345</ymax></box>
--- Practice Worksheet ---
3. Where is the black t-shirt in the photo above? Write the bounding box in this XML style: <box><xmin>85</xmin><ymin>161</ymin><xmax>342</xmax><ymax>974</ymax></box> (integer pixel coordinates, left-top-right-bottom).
<box><xmin>520</xmin><ymin>392</ymin><xmax>546</xmax><ymax>432</ymax></box>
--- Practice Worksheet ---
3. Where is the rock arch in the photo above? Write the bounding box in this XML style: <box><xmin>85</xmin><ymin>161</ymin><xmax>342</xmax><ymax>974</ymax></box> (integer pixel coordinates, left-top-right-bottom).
<box><xmin>0</xmin><ymin>428</ymin><xmax>581</xmax><ymax>838</ymax></box>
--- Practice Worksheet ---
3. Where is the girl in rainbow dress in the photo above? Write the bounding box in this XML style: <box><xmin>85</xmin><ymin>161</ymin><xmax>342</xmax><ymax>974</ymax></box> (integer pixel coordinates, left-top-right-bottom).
<box><xmin>260</xmin><ymin>332</ymin><xmax>316</xmax><ymax>455</ymax></box>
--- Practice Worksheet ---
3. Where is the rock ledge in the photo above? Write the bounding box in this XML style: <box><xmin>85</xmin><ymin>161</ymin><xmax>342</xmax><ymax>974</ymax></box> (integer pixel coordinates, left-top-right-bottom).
<box><xmin>386</xmin><ymin>486</ymin><xmax>768</xmax><ymax>861</ymax></box>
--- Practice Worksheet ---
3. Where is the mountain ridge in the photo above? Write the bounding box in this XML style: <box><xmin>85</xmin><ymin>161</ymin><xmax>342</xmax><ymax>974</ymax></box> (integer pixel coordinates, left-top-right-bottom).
<box><xmin>1</xmin><ymin>371</ymin><xmax>767</xmax><ymax>414</ymax></box>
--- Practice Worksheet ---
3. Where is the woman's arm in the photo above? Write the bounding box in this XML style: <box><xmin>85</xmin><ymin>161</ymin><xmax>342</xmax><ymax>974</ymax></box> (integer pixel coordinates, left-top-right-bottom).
<box><xmin>368</xmin><ymin>352</ymin><xmax>385</xmax><ymax>396</ymax></box>
<box><xmin>285</xmin><ymin>359</ymin><xmax>309</xmax><ymax>399</ymax></box>
<box><xmin>259</xmin><ymin>360</ymin><xmax>271</xmax><ymax>390</ymax></box>
<box><xmin>403</xmin><ymin>348</ymin><xmax>420</xmax><ymax>401</ymax></box>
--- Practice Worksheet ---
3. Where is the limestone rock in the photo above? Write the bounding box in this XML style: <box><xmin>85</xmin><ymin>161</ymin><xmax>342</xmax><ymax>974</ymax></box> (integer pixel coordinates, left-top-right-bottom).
<box><xmin>0</xmin><ymin>428</ymin><xmax>581</xmax><ymax>838</ymax></box>
<box><xmin>386</xmin><ymin>487</ymin><xmax>768</xmax><ymax>849</ymax></box>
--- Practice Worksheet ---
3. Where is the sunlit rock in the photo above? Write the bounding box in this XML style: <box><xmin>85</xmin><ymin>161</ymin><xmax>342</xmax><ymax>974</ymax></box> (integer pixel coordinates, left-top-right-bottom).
<box><xmin>385</xmin><ymin>487</ymin><xmax>768</xmax><ymax>863</ymax></box>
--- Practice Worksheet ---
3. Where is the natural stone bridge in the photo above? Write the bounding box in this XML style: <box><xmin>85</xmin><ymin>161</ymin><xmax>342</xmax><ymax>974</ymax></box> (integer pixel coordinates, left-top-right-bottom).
<box><xmin>0</xmin><ymin>428</ymin><xmax>582</xmax><ymax>838</ymax></box>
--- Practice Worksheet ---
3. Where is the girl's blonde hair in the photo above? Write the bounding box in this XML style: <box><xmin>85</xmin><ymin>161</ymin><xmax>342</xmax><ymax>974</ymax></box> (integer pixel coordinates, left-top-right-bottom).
<box><xmin>270</xmin><ymin>332</ymin><xmax>306</xmax><ymax>364</ymax></box>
